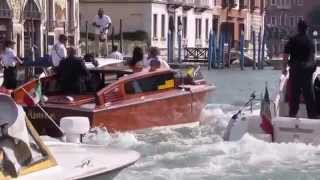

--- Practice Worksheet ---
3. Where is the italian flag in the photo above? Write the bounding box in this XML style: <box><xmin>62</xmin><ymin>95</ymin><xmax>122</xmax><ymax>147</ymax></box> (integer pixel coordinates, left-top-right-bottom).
<box><xmin>23</xmin><ymin>80</ymin><xmax>42</xmax><ymax>106</ymax></box>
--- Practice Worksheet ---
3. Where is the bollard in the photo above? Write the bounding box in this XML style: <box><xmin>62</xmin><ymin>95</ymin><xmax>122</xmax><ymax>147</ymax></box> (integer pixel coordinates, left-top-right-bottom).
<box><xmin>252</xmin><ymin>31</ymin><xmax>256</xmax><ymax>70</ymax></box>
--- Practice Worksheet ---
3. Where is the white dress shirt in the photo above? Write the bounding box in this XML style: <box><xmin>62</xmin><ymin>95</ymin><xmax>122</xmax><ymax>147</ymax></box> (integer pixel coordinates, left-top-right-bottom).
<box><xmin>51</xmin><ymin>42</ymin><xmax>67</xmax><ymax>67</ymax></box>
<box><xmin>108</xmin><ymin>51</ymin><xmax>123</xmax><ymax>60</ymax></box>
<box><xmin>94</xmin><ymin>15</ymin><xmax>112</xmax><ymax>35</ymax></box>
<box><xmin>1</xmin><ymin>48</ymin><xmax>17</xmax><ymax>67</ymax></box>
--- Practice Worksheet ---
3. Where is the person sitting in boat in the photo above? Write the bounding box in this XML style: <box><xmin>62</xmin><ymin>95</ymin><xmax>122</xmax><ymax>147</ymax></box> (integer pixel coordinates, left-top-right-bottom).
<box><xmin>128</xmin><ymin>46</ymin><xmax>144</xmax><ymax>73</ymax></box>
<box><xmin>144</xmin><ymin>47</ymin><xmax>170</xmax><ymax>69</ymax></box>
<box><xmin>108</xmin><ymin>45</ymin><xmax>123</xmax><ymax>60</ymax></box>
<box><xmin>57</xmin><ymin>47</ymin><xmax>90</xmax><ymax>94</ymax></box>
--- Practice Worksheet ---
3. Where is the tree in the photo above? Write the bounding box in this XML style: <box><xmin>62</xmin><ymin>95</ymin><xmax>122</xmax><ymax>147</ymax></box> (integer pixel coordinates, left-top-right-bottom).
<box><xmin>308</xmin><ymin>6</ymin><xmax>320</xmax><ymax>27</ymax></box>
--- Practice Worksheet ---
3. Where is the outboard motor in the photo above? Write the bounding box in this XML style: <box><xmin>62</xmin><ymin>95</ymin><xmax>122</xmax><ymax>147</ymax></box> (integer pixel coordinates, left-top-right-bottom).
<box><xmin>0</xmin><ymin>94</ymin><xmax>32</xmax><ymax>177</ymax></box>
<box><xmin>60</xmin><ymin>116</ymin><xmax>90</xmax><ymax>143</ymax></box>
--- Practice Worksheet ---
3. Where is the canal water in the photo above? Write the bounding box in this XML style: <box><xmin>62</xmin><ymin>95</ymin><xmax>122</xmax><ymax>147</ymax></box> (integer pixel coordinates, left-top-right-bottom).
<box><xmin>91</xmin><ymin>67</ymin><xmax>320</xmax><ymax>180</ymax></box>
<box><xmin>92</xmin><ymin>67</ymin><xmax>320</xmax><ymax>180</ymax></box>
<box><xmin>5</xmin><ymin>67</ymin><xmax>320</xmax><ymax>179</ymax></box>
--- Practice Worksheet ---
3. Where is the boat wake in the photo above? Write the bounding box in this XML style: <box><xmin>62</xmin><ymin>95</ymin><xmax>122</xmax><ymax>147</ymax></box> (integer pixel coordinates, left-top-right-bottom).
<box><xmin>89</xmin><ymin>103</ymin><xmax>320</xmax><ymax>180</ymax></box>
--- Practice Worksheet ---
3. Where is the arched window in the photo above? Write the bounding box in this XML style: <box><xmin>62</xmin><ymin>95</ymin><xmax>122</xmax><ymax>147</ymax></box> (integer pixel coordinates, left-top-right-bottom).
<box><xmin>24</xmin><ymin>0</ymin><xmax>41</xmax><ymax>20</ymax></box>
<box><xmin>0</xmin><ymin>0</ymin><xmax>12</xmax><ymax>18</ymax></box>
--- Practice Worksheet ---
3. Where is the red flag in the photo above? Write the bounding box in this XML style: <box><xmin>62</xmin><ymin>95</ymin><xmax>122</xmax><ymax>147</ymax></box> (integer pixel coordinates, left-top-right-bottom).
<box><xmin>260</xmin><ymin>86</ymin><xmax>274</xmax><ymax>140</ymax></box>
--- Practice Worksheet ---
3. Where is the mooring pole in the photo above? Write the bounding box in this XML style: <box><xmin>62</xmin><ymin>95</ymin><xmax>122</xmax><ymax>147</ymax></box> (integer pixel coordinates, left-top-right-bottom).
<box><xmin>120</xmin><ymin>19</ymin><xmax>123</xmax><ymax>53</ymax></box>
<box><xmin>85</xmin><ymin>21</ymin><xmax>88</xmax><ymax>54</ymax></box>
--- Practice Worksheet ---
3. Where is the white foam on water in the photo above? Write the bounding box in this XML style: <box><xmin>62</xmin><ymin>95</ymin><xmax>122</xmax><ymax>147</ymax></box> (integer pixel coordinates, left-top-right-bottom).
<box><xmin>111</xmin><ymin>102</ymin><xmax>320</xmax><ymax>180</ymax></box>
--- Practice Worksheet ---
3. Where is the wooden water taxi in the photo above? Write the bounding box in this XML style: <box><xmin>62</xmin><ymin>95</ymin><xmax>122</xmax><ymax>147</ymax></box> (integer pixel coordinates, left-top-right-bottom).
<box><xmin>13</xmin><ymin>65</ymin><xmax>215</xmax><ymax>137</ymax></box>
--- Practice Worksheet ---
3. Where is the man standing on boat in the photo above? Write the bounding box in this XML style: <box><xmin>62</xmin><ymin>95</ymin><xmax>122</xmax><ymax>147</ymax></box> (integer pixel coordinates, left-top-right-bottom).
<box><xmin>282</xmin><ymin>20</ymin><xmax>318</xmax><ymax>119</ymax></box>
<box><xmin>92</xmin><ymin>8</ymin><xmax>112</xmax><ymax>57</ymax></box>
<box><xmin>51</xmin><ymin>35</ymin><xmax>67</xmax><ymax>71</ymax></box>
<box><xmin>0</xmin><ymin>40</ymin><xmax>23</xmax><ymax>89</ymax></box>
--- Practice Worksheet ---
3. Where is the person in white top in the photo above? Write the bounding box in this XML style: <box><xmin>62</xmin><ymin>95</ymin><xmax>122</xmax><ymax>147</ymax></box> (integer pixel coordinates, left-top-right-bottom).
<box><xmin>108</xmin><ymin>45</ymin><xmax>123</xmax><ymax>60</ymax></box>
<box><xmin>92</xmin><ymin>8</ymin><xmax>112</xmax><ymax>57</ymax></box>
<box><xmin>51</xmin><ymin>35</ymin><xmax>67</xmax><ymax>69</ymax></box>
<box><xmin>144</xmin><ymin>47</ymin><xmax>170</xmax><ymax>69</ymax></box>
<box><xmin>0</xmin><ymin>40</ymin><xmax>23</xmax><ymax>89</ymax></box>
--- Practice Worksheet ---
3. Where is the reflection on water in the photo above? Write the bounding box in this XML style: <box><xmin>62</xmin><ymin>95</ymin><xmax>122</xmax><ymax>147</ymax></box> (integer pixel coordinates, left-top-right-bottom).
<box><xmin>82</xmin><ymin>68</ymin><xmax>320</xmax><ymax>180</ymax></box>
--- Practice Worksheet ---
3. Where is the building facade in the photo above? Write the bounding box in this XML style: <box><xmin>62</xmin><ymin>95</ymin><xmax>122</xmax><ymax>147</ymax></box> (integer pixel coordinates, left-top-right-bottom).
<box><xmin>0</xmin><ymin>0</ymin><xmax>80</xmax><ymax>58</ymax></box>
<box><xmin>79</xmin><ymin>0</ymin><xmax>264</xmax><ymax>53</ymax></box>
<box><xmin>265</xmin><ymin>0</ymin><xmax>320</xmax><ymax>57</ymax></box>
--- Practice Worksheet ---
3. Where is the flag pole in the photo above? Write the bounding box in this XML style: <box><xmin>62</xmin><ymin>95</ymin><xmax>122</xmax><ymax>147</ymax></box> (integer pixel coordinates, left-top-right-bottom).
<box><xmin>21</xmin><ymin>88</ymin><xmax>64</xmax><ymax>135</ymax></box>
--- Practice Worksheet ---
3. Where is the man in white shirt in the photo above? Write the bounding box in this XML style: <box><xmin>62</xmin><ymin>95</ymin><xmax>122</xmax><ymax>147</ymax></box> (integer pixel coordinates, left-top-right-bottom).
<box><xmin>51</xmin><ymin>35</ymin><xmax>67</xmax><ymax>69</ymax></box>
<box><xmin>93</xmin><ymin>8</ymin><xmax>112</xmax><ymax>57</ymax></box>
<box><xmin>0</xmin><ymin>40</ymin><xmax>23</xmax><ymax>89</ymax></box>
<box><xmin>108</xmin><ymin>45</ymin><xmax>123</xmax><ymax>60</ymax></box>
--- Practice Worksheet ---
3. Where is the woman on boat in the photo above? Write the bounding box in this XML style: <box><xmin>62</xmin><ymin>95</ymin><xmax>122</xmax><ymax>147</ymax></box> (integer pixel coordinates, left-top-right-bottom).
<box><xmin>128</xmin><ymin>46</ymin><xmax>144</xmax><ymax>73</ymax></box>
<box><xmin>144</xmin><ymin>47</ymin><xmax>170</xmax><ymax>69</ymax></box>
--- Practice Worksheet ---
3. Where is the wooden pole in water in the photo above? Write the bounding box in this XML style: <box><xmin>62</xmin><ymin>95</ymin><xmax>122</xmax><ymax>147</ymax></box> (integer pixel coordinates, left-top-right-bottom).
<box><xmin>252</xmin><ymin>30</ymin><xmax>256</xmax><ymax>70</ymax></box>
<box><xmin>208</xmin><ymin>31</ymin><xmax>213</xmax><ymax>70</ymax></box>
<box><xmin>258</xmin><ymin>27</ymin><xmax>262</xmax><ymax>70</ymax></box>
<box><xmin>212</xmin><ymin>31</ymin><xmax>216</xmax><ymax>69</ymax></box>
<box><xmin>111</xmin><ymin>26</ymin><xmax>114</xmax><ymax>49</ymax></box>
<box><xmin>167</xmin><ymin>31</ymin><xmax>170</xmax><ymax>63</ymax></box>
<box><xmin>85</xmin><ymin>21</ymin><xmax>88</xmax><ymax>54</ymax></box>
<box><xmin>177</xmin><ymin>30</ymin><xmax>182</xmax><ymax>64</ymax></box>
<box><xmin>120</xmin><ymin>19</ymin><xmax>123</xmax><ymax>53</ymax></box>
<box><xmin>240</xmin><ymin>31</ymin><xmax>244</xmax><ymax>70</ymax></box>
<box><xmin>261</xmin><ymin>29</ymin><xmax>266</xmax><ymax>70</ymax></box>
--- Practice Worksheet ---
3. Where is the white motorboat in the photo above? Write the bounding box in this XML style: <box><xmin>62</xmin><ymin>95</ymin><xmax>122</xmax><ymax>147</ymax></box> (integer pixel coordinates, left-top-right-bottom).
<box><xmin>224</xmin><ymin>68</ymin><xmax>320</xmax><ymax>145</ymax></box>
<box><xmin>0</xmin><ymin>93</ymin><xmax>140</xmax><ymax>179</ymax></box>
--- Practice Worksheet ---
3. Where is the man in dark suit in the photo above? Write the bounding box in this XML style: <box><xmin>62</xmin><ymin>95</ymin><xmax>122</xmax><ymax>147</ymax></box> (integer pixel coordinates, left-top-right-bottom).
<box><xmin>282</xmin><ymin>20</ymin><xmax>317</xmax><ymax>118</ymax></box>
<box><xmin>57</xmin><ymin>47</ymin><xmax>90</xmax><ymax>94</ymax></box>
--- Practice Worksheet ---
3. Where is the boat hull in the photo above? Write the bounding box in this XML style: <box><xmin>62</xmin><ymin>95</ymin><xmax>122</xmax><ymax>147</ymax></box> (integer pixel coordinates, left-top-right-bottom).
<box><xmin>24</xmin><ymin>86</ymin><xmax>212</xmax><ymax>136</ymax></box>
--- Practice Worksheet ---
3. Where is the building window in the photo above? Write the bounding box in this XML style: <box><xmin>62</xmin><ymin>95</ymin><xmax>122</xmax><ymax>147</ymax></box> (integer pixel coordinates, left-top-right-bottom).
<box><xmin>205</xmin><ymin>18</ymin><xmax>209</xmax><ymax>40</ymax></box>
<box><xmin>195</xmin><ymin>18</ymin><xmax>202</xmax><ymax>39</ymax></box>
<box><xmin>297</xmin><ymin>0</ymin><xmax>303</xmax><ymax>6</ymax></box>
<box><xmin>278</xmin><ymin>15</ymin><xmax>282</xmax><ymax>26</ymax></box>
<box><xmin>297</xmin><ymin>16</ymin><xmax>304</xmax><ymax>22</ymax></box>
<box><xmin>271</xmin><ymin>16</ymin><xmax>277</xmax><ymax>26</ymax></box>
<box><xmin>290</xmin><ymin>16</ymin><xmax>295</xmax><ymax>27</ymax></box>
<box><xmin>161</xmin><ymin>14</ymin><xmax>165</xmax><ymax>39</ymax></box>
<box><xmin>153</xmin><ymin>14</ymin><xmax>158</xmax><ymax>40</ymax></box>
<box><xmin>271</xmin><ymin>0</ymin><xmax>276</xmax><ymax>5</ymax></box>
<box><xmin>183</xmin><ymin>16</ymin><xmax>187</xmax><ymax>38</ymax></box>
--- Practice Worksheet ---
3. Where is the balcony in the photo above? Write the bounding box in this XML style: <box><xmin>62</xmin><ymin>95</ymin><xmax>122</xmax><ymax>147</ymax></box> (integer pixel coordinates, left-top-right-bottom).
<box><xmin>194</xmin><ymin>0</ymin><xmax>210</xmax><ymax>12</ymax></box>
<box><xmin>0</xmin><ymin>9</ymin><xmax>12</xmax><ymax>18</ymax></box>
<box><xmin>167</xmin><ymin>0</ymin><xmax>183</xmax><ymax>9</ymax></box>
<box><xmin>183</xmin><ymin>0</ymin><xmax>194</xmax><ymax>11</ymax></box>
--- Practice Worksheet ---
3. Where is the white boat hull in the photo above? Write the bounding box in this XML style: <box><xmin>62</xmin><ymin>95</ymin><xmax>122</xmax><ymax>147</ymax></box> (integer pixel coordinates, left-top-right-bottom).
<box><xmin>224</xmin><ymin>68</ymin><xmax>320</xmax><ymax>145</ymax></box>
<box><xmin>19</xmin><ymin>142</ymin><xmax>140</xmax><ymax>180</ymax></box>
